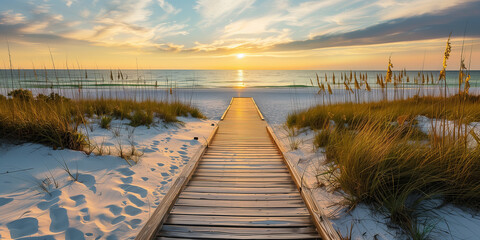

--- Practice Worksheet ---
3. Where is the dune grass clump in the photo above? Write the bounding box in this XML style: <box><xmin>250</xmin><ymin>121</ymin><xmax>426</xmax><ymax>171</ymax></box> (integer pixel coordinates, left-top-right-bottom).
<box><xmin>100</xmin><ymin>116</ymin><xmax>112</xmax><ymax>129</ymax></box>
<box><xmin>288</xmin><ymin>94</ymin><xmax>480</xmax><ymax>238</ymax></box>
<box><xmin>319</xmin><ymin>120</ymin><xmax>480</xmax><ymax>238</ymax></box>
<box><xmin>0</xmin><ymin>93</ymin><xmax>87</xmax><ymax>150</ymax></box>
<box><xmin>287</xmin><ymin>94</ymin><xmax>480</xmax><ymax>131</ymax></box>
<box><xmin>0</xmin><ymin>89</ymin><xmax>204</xmax><ymax>150</ymax></box>
<box><xmin>129</xmin><ymin>110</ymin><xmax>153</xmax><ymax>127</ymax></box>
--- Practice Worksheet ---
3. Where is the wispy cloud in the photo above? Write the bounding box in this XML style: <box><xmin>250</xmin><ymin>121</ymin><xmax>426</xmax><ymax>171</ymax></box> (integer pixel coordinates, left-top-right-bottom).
<box><xmin>193</xmin><ymin>29</ymin><xmax>291</xmax><ymax>53</ymax></box>
<box><xmin>157</xmin><ymin>0</ymin><xmax>180</xmax><ymax>14</ymax></box>
<box><xmin>194</xmin><ymin>0</ymin><xmax>255</xmax><ymax>26</ymax></box>
<box><xmin>0</xmin><ymin>10</ymin><xmax>26</xmax><ymax>25</ymax></box>
<box><xmin>272</xmin><ymin>1</ymin><xmax>480</xmax><ymax>51</ymax></box>
<box><xmin>2</xmin><ymin>0</ymin><xmax>480</xmax><ymax>58</ymax></box>
<box><xmin>376</xmin><ymin>0</ymin><xmax>477</xmax><ymax>21</ymax></box>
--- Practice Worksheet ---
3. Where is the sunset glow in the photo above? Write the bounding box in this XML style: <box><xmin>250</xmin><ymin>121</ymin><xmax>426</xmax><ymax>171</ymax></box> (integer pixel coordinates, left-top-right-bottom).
<box><xmin>0</xmin><ymin>0</ymin><xmax>479</xmax><ymax>69</ymax></box>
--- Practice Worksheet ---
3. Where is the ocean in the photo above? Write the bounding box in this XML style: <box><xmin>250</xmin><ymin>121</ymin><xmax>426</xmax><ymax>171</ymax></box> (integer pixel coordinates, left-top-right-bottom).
<box><xmin>0</xmin><ymin>69</ymin><xmax>478</xmax><ymax>89</ymax></box>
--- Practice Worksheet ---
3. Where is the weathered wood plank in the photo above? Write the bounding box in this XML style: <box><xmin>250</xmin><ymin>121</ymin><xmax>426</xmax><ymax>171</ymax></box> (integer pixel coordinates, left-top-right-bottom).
<box><xmin>175</xmin><ymin>199</ymin><xmax>306</xmax><ymax>208</ymax></box>
<box><xmin>195</xmin><ymin>165</ymin><xmax>288</xmax><ymax>170</ymax></box>
<box><xmin>170</xmin><ymin>206</ymin><xmax>310</xmax><ymax>216</ymax></box>
<box><xmin>195</xmin><ymin>168</ymin><xmax>289</xmax><ymax>173</ymax></box>
<box><xmin>194</xmin><ymin>172</ymin><xmax>290</xmax><ymax>177</ymax></box>
<box><xmin>191</xmin><ymin>176</ymin><xmax>293</xmax><ymax>182</ymax></box>
<box><xmin>178</xmin><ymin>192</ymin><xmax>303</xmax><ymax>201</ymax></box>
<box><xmin>161</xmin><ymin>225</ymin><xmax>318</xmax><ymax>235</ymax></box>
<box><xmin>159</xmin><ymin>225</ymin><xmax>320</xmax><ymax>239</ymax></box>
<box><xmin>164</xmin><ymin>215</ymin><xmax>313</xmax><ymax>227</ymax></box>
<box><xmin>183</xmin><ymin>186</ymin><xmax>298</xmax><ymax>194</ymax></box>
<box><xmin>187</xmin><ymin>181</ymin><xmax>293</xmax><ymax>188</ymax></box>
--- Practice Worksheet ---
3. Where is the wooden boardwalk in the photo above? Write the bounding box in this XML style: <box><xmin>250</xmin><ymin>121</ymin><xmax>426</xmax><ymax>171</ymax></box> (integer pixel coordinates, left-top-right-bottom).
<box><xmin>137</xmin><ymin>98</ymin><xmax>339</xmax><ymax>240</ymax></box>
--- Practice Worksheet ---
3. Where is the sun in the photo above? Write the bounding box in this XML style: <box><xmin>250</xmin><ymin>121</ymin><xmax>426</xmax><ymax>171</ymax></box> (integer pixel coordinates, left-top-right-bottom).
<box><xmin>236</xmin><ymin>53</ymin><xmax>245</xmax><ymax>59</ymax></box>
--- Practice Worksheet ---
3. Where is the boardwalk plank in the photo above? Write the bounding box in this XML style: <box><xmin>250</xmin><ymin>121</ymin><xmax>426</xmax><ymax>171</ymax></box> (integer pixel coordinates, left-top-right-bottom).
<box><xmin>170</xmin><ymin>206</ymin><xmax>309</xmax><ymax>216</ymax></box>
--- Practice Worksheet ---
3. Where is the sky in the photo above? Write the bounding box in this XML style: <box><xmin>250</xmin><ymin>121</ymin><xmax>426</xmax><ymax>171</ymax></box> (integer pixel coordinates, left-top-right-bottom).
<box><xmin>0</xmin><ymin>0</ymin><xmax>479</xmax><ymax>70</ymax></box>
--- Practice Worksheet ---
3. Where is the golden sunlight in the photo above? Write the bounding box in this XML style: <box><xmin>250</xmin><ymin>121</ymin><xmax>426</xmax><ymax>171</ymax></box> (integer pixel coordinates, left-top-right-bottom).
<box><xmin>236</xmin><ymin>69</ymin><xmax>245</xmax><ymax>87</ymax></box>
<box><xmin>236</xmin><ymin>53</ymin><xmax>245</xmax><ymax>59</ymax></box>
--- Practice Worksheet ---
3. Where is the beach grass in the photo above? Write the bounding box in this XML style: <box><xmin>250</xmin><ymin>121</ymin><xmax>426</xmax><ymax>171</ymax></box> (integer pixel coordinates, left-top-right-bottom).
<box><xmin>286</xmin><ymin>35</ymin><xmax>480</xmax><ymax>239</ymax></box>
<box><xmin>0</xmin><ymin>89</ymin><xmax>204</xmax><ymax>151</ymax></box>
<box><xmin>287</xmin><ymin>94</ymin><xmax>480</xmax><ymax>131</ymax></box>
<box><xmin>287</xmin><ymin>95</ymin><xmax>480</xmax><ymax>238</ymax></box>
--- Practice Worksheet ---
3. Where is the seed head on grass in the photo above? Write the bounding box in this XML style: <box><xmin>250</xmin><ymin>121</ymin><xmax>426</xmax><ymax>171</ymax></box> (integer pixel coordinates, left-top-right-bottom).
<box><xmin>439</xmin><ymin>34</ymin><xmax>452</xmax><ymax>81</ymax></box>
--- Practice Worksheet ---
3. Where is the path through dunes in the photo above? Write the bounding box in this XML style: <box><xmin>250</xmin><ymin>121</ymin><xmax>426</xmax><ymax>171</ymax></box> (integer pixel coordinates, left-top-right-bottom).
<box><xmin>137</xmin><ymin>97</ymin><xmax>324</xmax><ymax>239</ymax></box>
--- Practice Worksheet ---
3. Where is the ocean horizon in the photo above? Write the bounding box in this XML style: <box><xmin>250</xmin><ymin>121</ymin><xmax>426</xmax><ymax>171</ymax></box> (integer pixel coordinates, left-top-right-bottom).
<box><xmin>1</xmin><ymin>69</ymin><xmax>478</xmax><ymax>89</ymax></box>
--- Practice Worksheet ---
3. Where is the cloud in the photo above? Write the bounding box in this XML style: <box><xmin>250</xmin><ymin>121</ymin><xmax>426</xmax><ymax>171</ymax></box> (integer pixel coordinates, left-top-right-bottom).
<box><xmin>192</xmin><ymin>29</ymin><xmax>291</xmax><ymax>53</ymax></box>
<box><xmin>64</xmin><ymin>0</ymin><xmax>75</xmax><ymax>7</ymax></box>
<box><xmin>0</xmin><ymin>1</ymin><xmax>187</xmax><ymax>53</ymax></box>
<box><xmin>0</xmin><ymin>10</ymin><xmax>27</xmax><ymax>25</ymax></box>
<box><xmin>221</xmin><ymin>0</ymin><xmax>340</xmax><ymax>38</ymax></box>
<box><xmin>200</xmin><ymin>0</ymin><xmax>340</xmax><ymax>52</ymax></box>
<box><xmin>223</xmin><ymin>14</ymin><xmax>283</xmax><ymax>37</ymax></box>
<box><xmin>375</xmin><ymin>0</ymin><xmax>478</xmax><ymax>21</ymax></box>
<box><xmin>80</xmin><ymin>9</ymin><xmax>90</xmax><ymax>18</ymax></box>
<box><xmin>194</xmin><ymin>0</ymin><xmax>255</xmax><ymax>25</ymax></box>
<box><xmin>157</xmin><ymin>0</ymin><xmax>180</xmax><ymax>14</ymax></box>
<box><xmin>64</xmin><ymin>0</ymin><xmax>188</xmax><ymax>49</ymax></box>
<box><xmin>272</xmin><ymin>1</ymin><xmax>480</xmax><ymax>51</ymax></box>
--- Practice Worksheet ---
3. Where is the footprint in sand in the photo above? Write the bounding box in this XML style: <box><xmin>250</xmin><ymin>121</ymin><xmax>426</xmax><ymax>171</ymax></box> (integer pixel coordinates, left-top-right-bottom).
<box><xmin>106</xmin><ymin>205</ymin><xmax>122</xmax><ymax>216</ymax></box>
<box><xmin>117</xmin><ymin>168</ymin><xmax>135</xmax><ymax>176</ymax></box>
<box><xmin>70</xmin><ymin>195</ymin><xmax>86</xmax><ymax>207</ymax></box>
<box><xmin>77</xmin><ymin>173</ymin><xmax>97</xmax><ymax>193</ymax></box>
<box><xmin>127</xmin><ymin>219</ymin><xmax>142</xmax><ymax>229</ymax></box>
<box><xmin>150</xmin><ymin>168</ymin><xmax>156</xmax><ymax>171</ymax></box>
<box><xmin>141</xmin><ymin>177</ymin><xmax>148</xmax><ymax>181</ymax></box>
<box><xmin>66</xmin><ymin>228</ymin><xmax>85</xmax><ymax>240</ymax></box>
<box><xmin>49</xmin><ymin>205</ymin><xmax>69</xmax><ymax>232</ymax></box>
<box><xmin>98</xmin><ymin>213</ymin><xmax>125</xmax><ymax>227</ymax></box>
<box><xmin>157</xmin><ymin>163</ymin><xmax>164</xmax><ymax>167</ymax></box>
<box><xmin>161</xmin><ymin>172</ymin><xmax>169</xmax><ymax>177</ymax></box>
<box><xmin>106</xmin><ymin>234</ymin><xmax>119</xmax><ymax>240</ymax></box>
<box><xmin>120</xmin><ymin>177</ymin><xmax>133</xmax><ymax>184</ymax></box>
<box><xmin>37</xmin><ymin>190</ymin><xmax>61</xmax><ymax>210</ymax></box>
<box><xmin>124</xmin><ymin>205</ymin><xmax>142</xmax><ymax>216</ymax></box>
<box><xmin>177</xmin><ymin>151</ymin><xmax>187</xmax><ymax>155</ymax></box>
<box><xmin>111</xmin><ymin>216</ymin><xmax>126</xmax><ymax>225</ymax></box>
<box><xmin>119</xmin><ymin>184</ymin><xmax>147</xmax><ymax>198</ymax></box>
<box><xmin>80</xmin><ymin>208</ymin><xmax>90</xmax><ymax>221</ymax></box>
<box><xmin>6</xmin><ymin>217</ymin><xmax>38</xmax><ymax>238</ymax></box>
<box><xmin>127</xmin><ymin>194</ymin><xmax>145</xmax><ymax>207</ymax></box>
<box><xmin>143</xmin><ymin>148</ymin><xmax>155</xmax><ymax>153</ymax></box>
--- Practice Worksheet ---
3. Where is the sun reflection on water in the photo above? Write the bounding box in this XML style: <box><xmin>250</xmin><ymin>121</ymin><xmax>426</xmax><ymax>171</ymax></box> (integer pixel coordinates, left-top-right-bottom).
<box><xmin>236</xmin><ymin>70</ymin><xmax>245</xmax><ymax>88</ymax></box>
